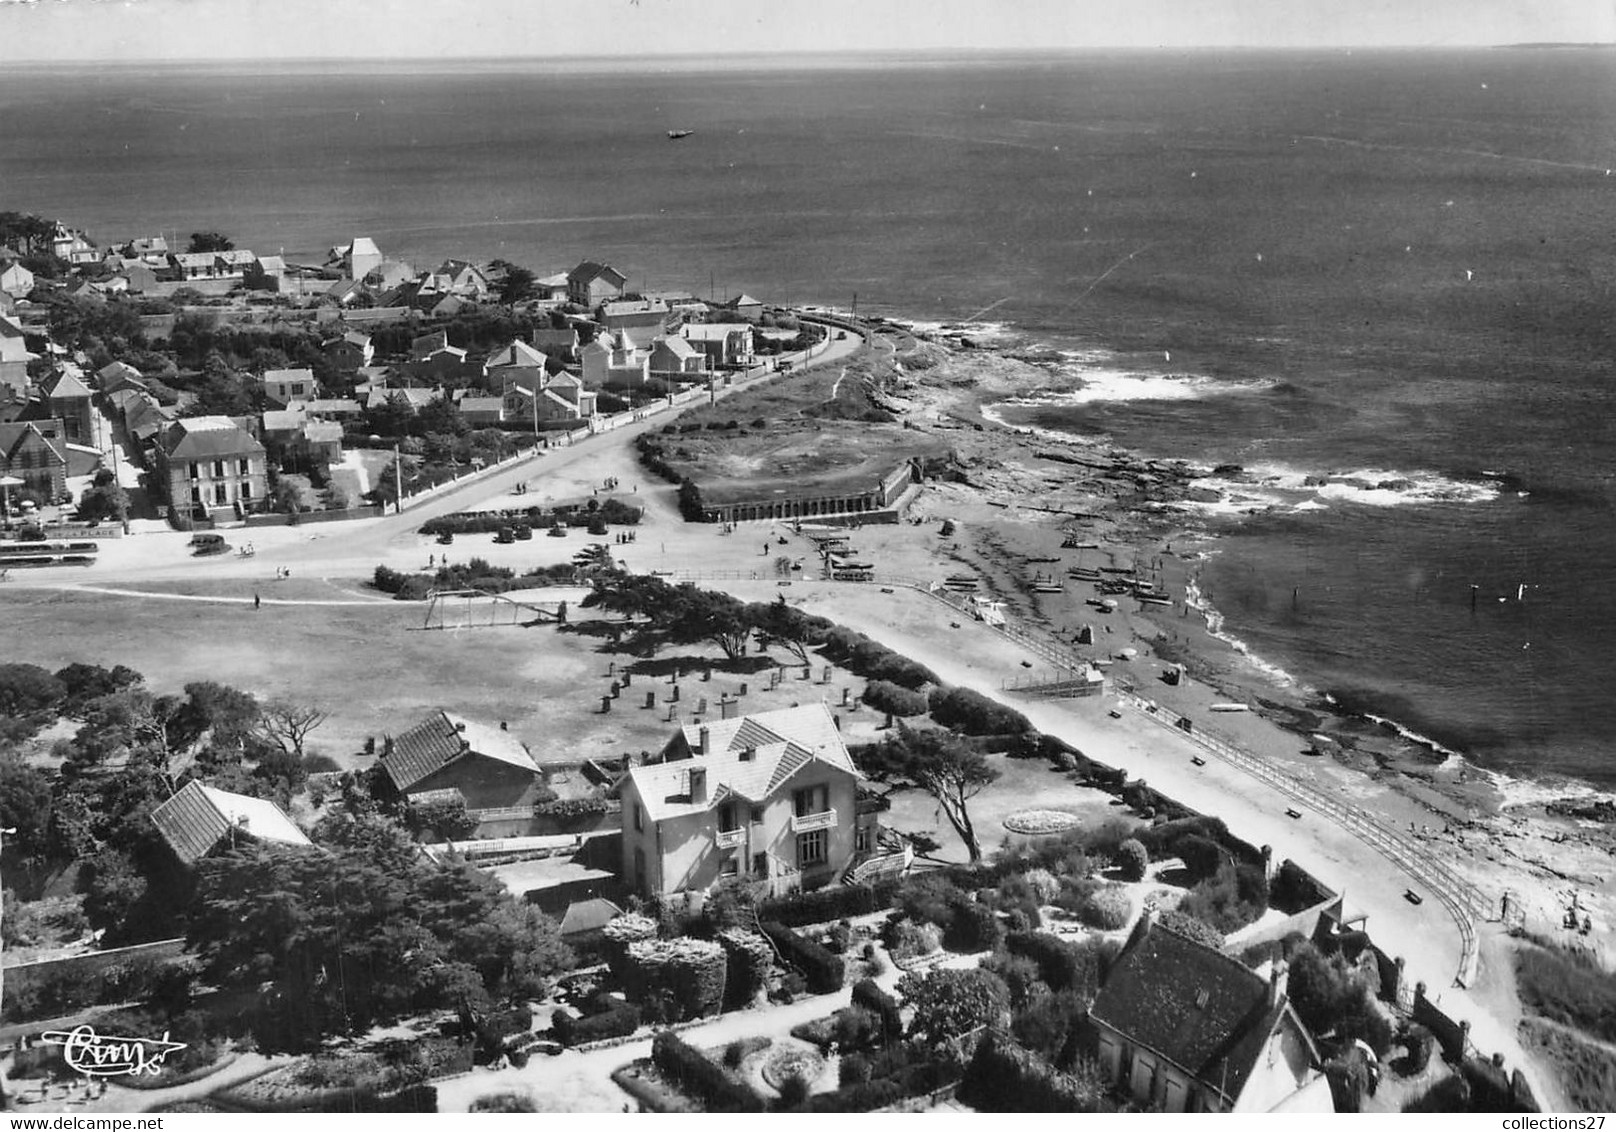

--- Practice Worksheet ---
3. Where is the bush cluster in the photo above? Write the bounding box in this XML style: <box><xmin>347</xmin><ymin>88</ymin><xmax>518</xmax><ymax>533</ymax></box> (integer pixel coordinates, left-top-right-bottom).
<box><xmin>1004</xmin><ymin>931</ymin><xmax>1109</xmax><ymax>997</ymax></box>
<box><xmin>861</xmin><ymin>680</ymin><xmax>930</xmax><ymax>718</ymax></box>
<box><xmin>852</xmin><ymin>978</ymin><xmax>902</xmax><ymax>1041</ymax></box>
<box><xmin>1115</xmin><ymin>839</ymin><xmax>1148</xmax><ymax>881</ymax></box>
<box><xmin>961</xmin><ymin>1031</ymin><xmax>1106</xmax><ymax>1113</ymax></box>
<box><xmin>758</xmin><ymin>882</ymin><xmax>894</xmax><ymax>928</ymax></box>
<box><xmin>1075</xmin><ymin>885</ymin><xmax>1132</xmax><ymax>931</ymax></box>
<box><xmin>793</xmin><ymin>1042</ymin><xmax>959</xmax><ymax>1113</ymax></box>
<box><xmin>817</xmin><ymin>629</ymin><xmax>939</xmax><ymax>689</ymax></box>
<box><xmin>927</xmin><ymin>686</ymin><xmax>1032</xmax><ymax>736</ymax></box>
<box><xmin>716</xmin><ymin>928</ymin><xmax>774</xmax><ymax>1008</ymax></box>
<box><xmin>552</xmin><ymin>1000</ymin><xmax>640</xmax><ymax>1047</ymax></box>
<box><xmin>625</xmin><ymin>938</ymin><xmax>727</xmax><ymax>1022</ymax></box>
<box><xmin>650</xmin><ymin>1030</ymin><xmax>764</xmax><ymax>1113</ymax></box>
<box><xmin>759</xmin><ymin>920</ymin><xmax>846</xmax><ymax>994</ymax></box>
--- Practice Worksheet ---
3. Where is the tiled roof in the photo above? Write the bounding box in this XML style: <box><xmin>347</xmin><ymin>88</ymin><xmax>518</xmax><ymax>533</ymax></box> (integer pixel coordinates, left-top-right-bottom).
<box><xmin>631</xmin><ymin>703</ymin><xmax>855</xmax><ymax>823</ymax></box>
<box><xmin>42</xmin><ymin>370</ymin><xmax>94</xmax><ymax>399</ymax></box>
<box><xmin>150</xmin><ymin>781</ymin><xmax>312</xmax><ymax>865</ymax></box>
<box><xmin>161</xmin><ymin>416</ymin><xmax>265</xmax><ymax>461</ymax></box>
<box><xmin>382</xmin><ymin>709</ymin><xmax>539</xmax><ymax>793</ymax></box>
<box><xmin>652</xmin><ymin>336</ymin><xmax>699</xmax><ymax>360</ymax></box>
<box><xmin>560</xmin><ymin>897</ymin><xmax>624</xmax><ymax>936</ymax></box>
<box><xmin>303</xmin><ymin>421</ymin><xmax>344</xmax><ymax>443</ymax></box>
<box><xmin>303</xmin><ymin>398</ymin><xmax>362</xmax><ymax>416</ymax></box>
<box><xmin>569</xmin><ymin>261</ymin><xmax>627</xmax><ymax>288</ymax></box>
<box><xmin>0</xmin><ymin>422</ymin><xmax>66</xmax><ymax>466</ymax></box>
<box><xmin>458</xmin><ymin>397</ymin><xmax>504</xmax><ymax>415</ymax></box>
<box><xmin>1089</xmin><ymin>917</ymin><xmax>1300</xmax><ymax>1103</ymax></box>
<box><xmin>487</xmin><ymin>340</ymin><xmax>548</xmax><ymax>369</ymax></box>
<box><xmin>683</xmin><ymin>323</ymin><xmax>754</xmax><ymax>340</ymax></box>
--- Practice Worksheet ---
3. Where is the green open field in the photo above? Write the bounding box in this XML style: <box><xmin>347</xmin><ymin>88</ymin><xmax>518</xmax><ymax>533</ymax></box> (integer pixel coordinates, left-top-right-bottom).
<box><xmin>0</xmin><ymin>583</ymin><xmax>891</xmax><ymax>770</ymax></box>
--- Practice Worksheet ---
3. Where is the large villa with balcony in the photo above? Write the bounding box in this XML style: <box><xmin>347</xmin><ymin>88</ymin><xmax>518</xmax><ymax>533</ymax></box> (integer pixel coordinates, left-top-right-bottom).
<box><xmin>617</xmin><ymin>703</ymin><xmax>879</xmax><ymax>899</ymax></box>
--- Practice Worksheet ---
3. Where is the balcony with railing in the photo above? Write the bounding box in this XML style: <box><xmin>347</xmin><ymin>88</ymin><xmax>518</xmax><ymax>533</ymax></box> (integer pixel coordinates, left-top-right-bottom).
<box><xmin>791</xmin><ymin>809</ymin><xmax>836</xmax><ymax>834</ymax></box>
<box><xmin>714</xmin><ymin>827</ymin><xmax>744</xmax><ymax>849</ymax></box>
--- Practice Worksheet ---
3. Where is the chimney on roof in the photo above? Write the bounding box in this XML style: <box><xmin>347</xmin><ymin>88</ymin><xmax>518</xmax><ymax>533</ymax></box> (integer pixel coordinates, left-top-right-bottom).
<box><xmin>455</xmin><ymin>721</ymin><xmax>467</xmax><ymax>732</ymax></box>
<box><xmin>698</xmin><ymin>725</ymin><xmax>710</xmax><ymax>755</ymax></box>
<box><xmin>739</xmin><ymin>746</ymin><xmax>755</xmax><ymax>762</ymax></box>
<box><xmin>688</xmin><ymin>766</ymin><xmax>707</xmax><ymax>805</ymax></box>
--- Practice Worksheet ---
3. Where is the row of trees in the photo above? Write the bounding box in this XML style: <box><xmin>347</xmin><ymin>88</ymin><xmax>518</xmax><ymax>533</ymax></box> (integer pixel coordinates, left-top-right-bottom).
<box><xmin>580</xmin><ymin>580</ymin><xmax>833</xmax><ymax>665</ymax></box>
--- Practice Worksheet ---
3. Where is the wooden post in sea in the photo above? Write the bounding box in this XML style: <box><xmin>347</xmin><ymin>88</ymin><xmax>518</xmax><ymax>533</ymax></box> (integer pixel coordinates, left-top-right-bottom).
<box><xmin>1470</xmin><ymin>584</ymin><xmax>1479</xmax><ymax>613</ymax></box>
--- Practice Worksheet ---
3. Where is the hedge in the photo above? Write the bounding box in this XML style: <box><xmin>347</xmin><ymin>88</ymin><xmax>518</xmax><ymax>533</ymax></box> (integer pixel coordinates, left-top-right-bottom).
<box><xmin>553</xmin><ymin>1001</ymin><xmax>641</xmax><ymax>1046</ymax></box>
<box><xmin>717</xmin><ymin>928</ymin><xmax>774</xmax><ymax>1009</ymax></box>
<box><xmin>1005</xmin><ymin>932</ymin><xmax>1105</xmax><ymax>996</ymax></box>
<box><xmin>1116</xmin><ymin>839</ymin><xmax>1148</xmax><ymax>881</ymax></box>
<box><xmin>852</xmin><ymin>978</ymin><xmax>902</xmax><ymax>1041</ymax></box>
<box><xmin>650</xmin><ymin>1030</ymin><xmax>764</xmax><ymax>1113</ymax></box>
<box><xmin>862</xmin><ymin>680</ymin><xmax>929</xmax><ymax>718</ymax></box>
<box><xmin>626</xmin><ymin>938</ymin><xmax>727</xmax><ymax>1021</ymax></box>
<box><xmin>795</xmin><ymin>1048</ymin><xmax>960</xmax><ymax>1113</ymax></box>
<box><xmin>961</xmin><ymin>1031</ymin><xmax>1103</xmax><ymax>1113</ymax></box>
<box><xmin>758</xmin><ymin>881</ymin><xmax>894</xmax><ymax>928</ymax></box>
<box><xmin>927</xmin><ymin>686</ymin><xmax>1033</xmax><ymax>736</ymax></box>
<box><xmin>601</xmin><ymin>913</ymin><xmax>660</xmax><ymax>979</ymax></box>
<box><xmin>759</xmin><ymin>920</ymin><xmax>846</xmax><ymax>994</ymax></box>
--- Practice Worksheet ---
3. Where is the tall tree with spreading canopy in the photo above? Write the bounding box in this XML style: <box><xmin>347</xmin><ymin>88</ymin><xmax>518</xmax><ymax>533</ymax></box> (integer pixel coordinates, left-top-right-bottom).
<box><xmin>254</xmin><ymin>699</ymin><xmax>329</xmax><ymax>762</ymax></box>
<box><xmin>748</xmin><ymin>595</ymin><xmax>830</xmax><ymax>666</ymax></box>
<box><xmin>187</xmin><ymin>815</ymin><xmax>571</xmax><ymax>1048</ymax></box>
<box><xmin>186</xmin><ymin>232</ymin><xmax>234</xmax><ymax>253</ymax></box>
<box><xmin>856</xmin><ymin>724</ymin><xmax>1000</xmax><ymax>863</ymax></box>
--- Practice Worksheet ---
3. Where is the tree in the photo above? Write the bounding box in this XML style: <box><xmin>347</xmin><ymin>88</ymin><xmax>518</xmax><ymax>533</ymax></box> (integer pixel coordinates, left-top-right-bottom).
<box><xmin>272</xmin><ymin>473</ymin><xmax>318</xmax><ymax>514</ymax></box>
<box><xmin>408</xmin><ymin>796</ymin><xmax>479</xmax><ymax>841</ymax></box>
<box><xmin>187</xmin><ymin>817</ymin><xmax>572</xmax><ymax>1048</ymax></box>
<box><xmin>856</xmin><ymin>725</ymin><xmax>999</xmax><ymax>863</ymax></box>
<box><xmin>0</xmin><ymin>756</ymin><xmax>53</xmax><ymax>864</ymax></box>
<box><xmin>173</xmin><ymin>681</ymin><xmax>261</xmax><ymax>754</ymax></box>
<box><xmin>494</xmin><ymin>264</ymin><xmax>536</xmax><ymax>305</ymax></box>
<box><xmin>80</xmin><ymin>850</ymin><xmax>149</xmax><ymax>936</ymax></box>
<box><xmin>186</xmin><ymin>232</ymin><xmax>234</xmax><ymax>253</ymax></box>
<box><xmin>54</xmin><ymin>663</ymin><xmax>143</xmax><ymax>715</ymax></box>
<box><xmin>255</xmin><ymin>699</ymin><xmax>329</xmax><ymax>761</ymax></box>
<box><xmin>898</xmin><ymin>967</ymin><xmax>1009</xmax><ymax>1045</ymax></box>
<box><xmin>0</xmin><ymin>664</ymin><xmax>65</xmax><ymax>717</ymax></box>
<box><xmin>748</xmin><ymin>596</ymin><xmax>829</xmax><ymax>666</ymax></box>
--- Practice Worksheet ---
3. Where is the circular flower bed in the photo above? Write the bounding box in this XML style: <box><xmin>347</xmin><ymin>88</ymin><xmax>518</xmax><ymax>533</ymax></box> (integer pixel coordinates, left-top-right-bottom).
<box><xmin>760</xmin><ymin>1043</ymin><xmax>826</xmax><ymax>1093</ymax></box>
<box><xmin>1003</xmin><ymin>809</ymin><xmax>1082</xmax><ymax>836</ymax></box>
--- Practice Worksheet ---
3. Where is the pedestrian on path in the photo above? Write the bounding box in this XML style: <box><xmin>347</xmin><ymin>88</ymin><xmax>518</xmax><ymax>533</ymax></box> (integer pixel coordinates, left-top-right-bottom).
<box><xmin>254</xmin><ymin>593</ymin><xmax>261</xmax><ymax>610</ymax></box>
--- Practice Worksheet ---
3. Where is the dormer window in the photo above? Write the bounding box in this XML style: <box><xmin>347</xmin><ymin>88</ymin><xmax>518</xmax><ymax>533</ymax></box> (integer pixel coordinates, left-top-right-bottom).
<box><xmin>717</xmin><ymin>803</ymin><xmax>737</xmax><ymax>833</ymax></box>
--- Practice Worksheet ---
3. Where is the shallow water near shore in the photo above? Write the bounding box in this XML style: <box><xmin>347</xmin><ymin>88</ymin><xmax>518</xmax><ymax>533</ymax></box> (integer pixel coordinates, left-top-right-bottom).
<box><xmin>6</xmin><ymin>48</ymin><xmax>1615</xmax><ymax>789</ymax></box>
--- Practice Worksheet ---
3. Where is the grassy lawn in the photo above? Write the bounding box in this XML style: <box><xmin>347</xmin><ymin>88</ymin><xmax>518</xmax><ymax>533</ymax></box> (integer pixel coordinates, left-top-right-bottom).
<box><xmin>0</xmin><ymin>587</ymin><xmax>889</xmax><ymax>770</ymax></box>
<box><xmin>880</xmin><ymin>749</ymin><xmax>1125</xmax><ymax>866</ymax></box>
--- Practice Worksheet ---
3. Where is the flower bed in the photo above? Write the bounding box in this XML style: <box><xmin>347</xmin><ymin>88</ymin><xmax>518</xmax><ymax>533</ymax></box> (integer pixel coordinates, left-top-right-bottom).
<box><xmin>1003</xmin><ymin>809</ymin><xmax>1082</xmax><ymax>836</ymax></box>
<box><xmin>761</xmin><ymin>1043</ymin><xmax>828</xmax><ymax>1093</ymax></box>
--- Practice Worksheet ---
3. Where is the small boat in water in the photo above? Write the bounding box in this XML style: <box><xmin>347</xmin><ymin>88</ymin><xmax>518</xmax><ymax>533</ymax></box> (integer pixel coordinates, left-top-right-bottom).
<box><xmin>667</xmin><ymin>129</ymin><xmax>694</xmax><ymax>140</ymax></box>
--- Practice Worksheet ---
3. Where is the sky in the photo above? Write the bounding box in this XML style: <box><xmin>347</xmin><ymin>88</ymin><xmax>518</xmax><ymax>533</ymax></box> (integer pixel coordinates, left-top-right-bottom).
<box><xmin>1</xmin><ymin>0</ymin><xmax>1611</xmax><ymax>62</ymax></box>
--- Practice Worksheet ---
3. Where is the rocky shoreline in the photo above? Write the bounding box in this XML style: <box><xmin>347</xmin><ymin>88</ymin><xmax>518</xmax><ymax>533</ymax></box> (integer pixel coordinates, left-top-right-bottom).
<box><xmin>867</xmin><ymin>319</ymin><xmax>1616</xmax><ymax>949</ymax></box>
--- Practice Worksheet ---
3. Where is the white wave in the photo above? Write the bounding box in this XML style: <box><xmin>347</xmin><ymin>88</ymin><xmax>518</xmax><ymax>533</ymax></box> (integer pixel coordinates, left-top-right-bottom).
<box><xmin>1360</xmin><ymin>711</ymin><xmax>1467</xmax><ymax>766</ymax></box>
<box><xmin>1004</xmin><ymin>369</ymin><xmax>1270</xmax><ymax>407</ymax></box>
<box><xmin>976</xmin><ymin>401</ymin><xmax>1104</xmax><ymax>445</ymax></box>
<box><xmin>1194</xmin><ymin>462</ymin><xmax>1501</xmax><ymax>513</ymax></box>
<box><xmin>1183</xmin><ymin>577</ymin><xmax>1304</xmax><ymax>689</ymax></box>
<box><xmin>885</xmin><ymin>316</ymin><xmax>1018</xmax><ymax>342</ymax></box>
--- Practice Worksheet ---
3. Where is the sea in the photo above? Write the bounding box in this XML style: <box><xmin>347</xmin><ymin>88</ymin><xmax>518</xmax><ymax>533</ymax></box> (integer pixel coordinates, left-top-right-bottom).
<box><xmin>4</xmin><ymin>49</ymin><xmax>1615</xmax><ymax>788</ymax></box>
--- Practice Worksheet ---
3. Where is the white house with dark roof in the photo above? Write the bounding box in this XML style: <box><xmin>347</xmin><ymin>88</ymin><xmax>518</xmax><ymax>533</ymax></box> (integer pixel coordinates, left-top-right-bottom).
<box><xmin>261</xmin><ymin>367</ymin><xmax>318</xmax><ymax>407</ymax></box>
<box><xmin>681</xmin><ymin>322</ymin><xmax>756</xmax><ymax>369</ymax></box>
<box><xmin>648</xmin><ymin>335</ymin><xmax>711</xmax><ymax>384</ymax></box>
<box><xmin>567</xmin><ymin>261</ymin><xmax>628</xmax><ymax>308</ymax></box>
<box><xmin>150</xmin><ymin>780</ymin><xmax>313</xmax><ymax>866</ymax></box>
<box><xmin>618</xmin><ymin>703</ymin><xmax>862</xmax><ymax>898</ymax></box>
<box><xmin>154</xmin><ymin>415</ymin><xmax>267</xmax><ymax>521</ymax></box>
<box><xmin>380</xmin><ymin>709</ymin><xmax>546</xmax><ymax>818</ymax></box>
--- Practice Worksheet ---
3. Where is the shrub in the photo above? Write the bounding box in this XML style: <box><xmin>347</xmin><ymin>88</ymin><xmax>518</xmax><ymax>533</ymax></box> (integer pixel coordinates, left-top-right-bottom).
<box><xmin>775</xmin><ymin>1071</ymin><xmax>812</xmax><ymax>1109</ymax></box>
<box><xmin>852</xmin><ymin>978</ymin><xmax>902</xmax><ymax>1040</ymax></box>
<box><xmin>980</xmin><ymin>951</ymin><xmax>1048</xmax><ymax>1011</ymax></box>
<box><xmin>759</xmin><ymin>921</ymin><xmax>846</xmax><ymax>994</ymax></box>
<box><xmin>1005</xmin><ymin>931</ymin><xmax>1105</xmax><ymax>996</ymax></box>
<box><xmin>626</xmin><ymin>938</ymin><xmax>728</xmax><ymax>1021</ymax></box>
<box><xmin>1403</xmin><ymin>1023</ymin><xmax>1434</xmax><ymax>1074</ymax></box>
<box><xmin>601</xmin><ymin>913</ymin><xmax>660</xmax><ymax>979</ymax></box>
<box><xmin>866</xmin><ymin>653</ymin><xmax>938</xmax><ymax>691</ymax></box>
<box><xmin>469</xmin><ymin>1092</ymin><xmax>537</xmax><ymax>1113</ymax></box>
<box><xmin>839</xmin><ymin>1053</ymin><xmax>872</xmax><ymax>1087</ymax></box>
<box><xmin>1076</xmin><ymin>886</ymin><xmax>1132</xmax><ymax>931</ymax></box>
<box><xmin>759</xmin><ymin>882</ymin><xmax>893</xmax><ymax>927</ymax></box>
<box><xmin>716</xmin><ymin>929</ymin><xmax>774</xmax><ymax>1009</ymax></box>
<box><xmin>1177</xmin><ymin>861</ymin><xmax>1267</xmax><ymax>934</ymax></box>
<box><xmin>1175</xmin><ymin>834</ymin><xmax>1225</xmax><ymax>881</ymax></box>
<box><xmin>1115</xmin><ymin>839</ymin><xmax>1148</xmax><ymax>881</ymax></box>
<box><xmin>861</xmin><ymin>680</ymin><xmax>929</xmax><ymax>718</ymax></box>
<box><xmin>927</xmin><ymin>686</ymin><xmax>1033</xmax><ymax>736</ymax></box>
<box><xmin>1021</xmin><ymin>868</ymin><xmax>1060</xmax><ymax>904</ymax></box>
<box><xmin>962</xmin><ymin>1032</ymin><xmax>1105</xmax><ymax>1113</ymax></box>
<box><xmin>651</xmin><ymin>1030</ymin><xmax>763</xmax><ymax>1112</ymax></box>
<box><xmin>884</xmin><ymin>918</ymin><xmax>942</xmax><ymax>963</ymax></box>
<box><xmin>552</xmin><ymin>1001</ymin><xmax>640</xmax><ymax>1046</ymax></box>
<box><xmin>1516</xmin><ymin>941</ymin><xmax>1616</xmax><ymax>1045</ymax></box>
<box><xmin>899</xmin><ymin>967</ymin><xmax>1010</xmax><ymax>1045</ymax></box>
<box><xmin>944</xmin><ymin>896</ymin><xmax>1006</xmax><ymax>953</ymax></box>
